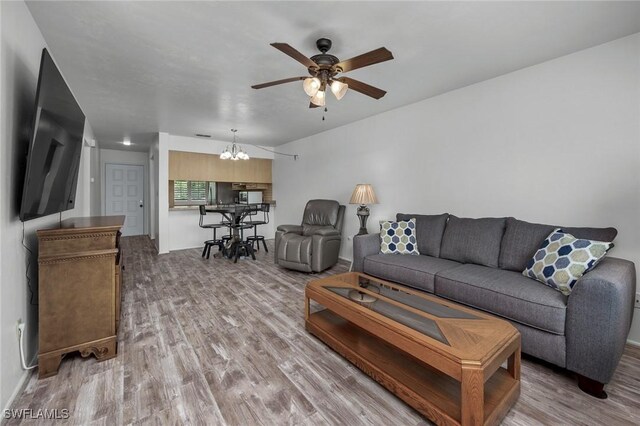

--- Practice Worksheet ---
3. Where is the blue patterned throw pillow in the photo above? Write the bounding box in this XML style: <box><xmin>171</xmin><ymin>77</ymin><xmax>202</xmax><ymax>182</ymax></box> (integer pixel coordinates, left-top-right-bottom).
<box><xmin>523</xmin><ymin>228</ymin><xmax>613</xmax><ymax>296</ymax></box>
<box><xmin>380</xmin><ymin>219</ymin><xmax>420</xmax><ymax>255</ymax></box>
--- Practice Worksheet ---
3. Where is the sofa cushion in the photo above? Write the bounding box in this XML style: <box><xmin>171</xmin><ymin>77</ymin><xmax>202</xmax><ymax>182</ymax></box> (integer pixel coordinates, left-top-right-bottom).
<box><xmin>363</xmin><ymin>254</ymin><xmax>460</xmax><ymax>293</ymax></box>
<box><xmin>435</xmin><ymin>264</ymin><xmax>567</xmax><ymax>335</ymax></box>
<box><xmin>439</xmin><ymin>216</ymin><xmax>506</xmax><ymax>268</ymax></box>
<box><xmin>380</xmin><ymin>219</ymin><xmax>420</xmax><ymax>255</ymax></box>
<box><xmin>499</xmin><ymin>217</ymin><xmax>618</xmax><ymax>272</ymax></box>
<box><xmin>523</xmin><ymin>228</ymin><xmax>614</xmax><ymax>296</ymax></box>
<box><xmin>396</xmin><ymin>213</ymin><xmax>449</xmax><ymax>257</ymax></box>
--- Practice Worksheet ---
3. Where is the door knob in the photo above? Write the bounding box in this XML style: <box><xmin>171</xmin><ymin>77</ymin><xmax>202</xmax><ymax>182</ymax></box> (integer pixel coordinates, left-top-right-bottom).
<box><xmin>139</xmin><ymin>200</ymin><xmax>144</xmax><ymax>208</ymax></box>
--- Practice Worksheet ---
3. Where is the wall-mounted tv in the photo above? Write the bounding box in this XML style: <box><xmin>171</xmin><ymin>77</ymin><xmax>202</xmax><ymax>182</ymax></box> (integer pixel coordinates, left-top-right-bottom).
<box><xmin>20</xmin><ymin>49</ymin><xmax>85</xmax><ymax>222</ymax></box>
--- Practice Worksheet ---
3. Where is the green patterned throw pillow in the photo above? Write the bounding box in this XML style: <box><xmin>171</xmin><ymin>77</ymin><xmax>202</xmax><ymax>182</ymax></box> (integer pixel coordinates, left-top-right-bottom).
<box><xmin>380</xmin><ymin>219</ymin><xmax>420</xmax><ymax>255</ymax></box>
<box><xmin>523</xmin><ymin>228</ymin><xmax>613</xmax><ymax>295</ymax></box>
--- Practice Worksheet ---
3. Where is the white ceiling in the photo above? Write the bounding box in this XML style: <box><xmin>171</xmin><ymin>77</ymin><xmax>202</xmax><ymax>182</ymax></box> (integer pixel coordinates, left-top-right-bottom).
<box><xmin>26</xmin><ymin>1</ymin><xmax>640</xmax><ymax>150</ymax></box>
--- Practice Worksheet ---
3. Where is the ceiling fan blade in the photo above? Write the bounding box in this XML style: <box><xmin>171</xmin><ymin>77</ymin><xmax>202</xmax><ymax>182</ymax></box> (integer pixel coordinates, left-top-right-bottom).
<box><xmin>335</xmin><ymin>47</ymin><xmax>393</xmax><ymax>73</ymax></box>
<box><xmin>251</xmin><ymin>76</ymin><xmax>306</xmax><ymax>89</ymax></box>
<box><xmin>337</xmin><ymin>77</ymin><xmax>387</xmax><ymax>99</ymax></box>
<box><xmin>271</xmin><ymin>43</ymin><xmax>318</xmax><ymax>69</ymax></box>
<box><xmin>309</xmin><ymin>102</ymin><xmax>320</xmax><ymax>109</ymax></box>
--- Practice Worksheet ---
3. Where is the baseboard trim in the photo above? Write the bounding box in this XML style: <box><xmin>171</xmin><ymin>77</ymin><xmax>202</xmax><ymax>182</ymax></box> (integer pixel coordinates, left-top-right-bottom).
<box><xmin>2</xmin><ymin>370</ymin><xmax>31</xmax><ymax>415</ymax></box>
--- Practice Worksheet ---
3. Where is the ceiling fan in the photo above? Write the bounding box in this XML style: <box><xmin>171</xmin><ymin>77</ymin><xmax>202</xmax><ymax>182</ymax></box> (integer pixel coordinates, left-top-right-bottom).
<box><xmin>251</xmin><ymin>38</ymin><xmax>393</xmax><ymax>108</ymax></box>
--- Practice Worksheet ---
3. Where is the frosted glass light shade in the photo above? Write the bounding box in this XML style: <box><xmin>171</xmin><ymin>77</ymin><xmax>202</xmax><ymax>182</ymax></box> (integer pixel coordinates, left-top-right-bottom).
<box><xmin>330</xmin><ymin>80</ymin><xmax>348</xmax><ymax>100</ymax></box>
<box><xmin>220</xmin><ymin>147</ymin><xmax>232</xmax><ymax>160</ymax></box>
<box><xmin>310</xmin><ymin>90</ymin><xmax>325</xmax><ymax>107</ymax></box>
<box><xmin>303</xmin><ymin>77</ymin><xmax>321</xmax><ymax>96</ymax></box>
<box><xmin>349</xmin><ymin>184</ymin><xmax>378</xmax><ymax>205</ymax></box>
<box><xmin>238</xmin><ymin>149</ymin><xmax>250</xmax><ymax>160</ymax></box>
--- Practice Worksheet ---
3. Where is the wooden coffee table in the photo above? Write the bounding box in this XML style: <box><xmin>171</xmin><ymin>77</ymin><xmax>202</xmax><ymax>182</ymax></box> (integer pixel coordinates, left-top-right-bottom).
<box><xmin>305</xmin><ymin>272</ymin><xmax>521</xmax><ymax>426</ymax></box>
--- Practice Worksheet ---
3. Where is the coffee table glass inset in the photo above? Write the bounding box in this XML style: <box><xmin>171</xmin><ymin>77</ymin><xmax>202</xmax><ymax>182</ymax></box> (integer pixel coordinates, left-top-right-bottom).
<box><xmin>305</xmin><ymin>272</ymin><xmax>521</xmax><ymax>426</ymax></box>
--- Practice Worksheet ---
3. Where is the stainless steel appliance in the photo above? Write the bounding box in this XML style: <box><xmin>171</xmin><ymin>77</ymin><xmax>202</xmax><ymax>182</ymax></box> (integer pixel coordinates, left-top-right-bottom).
<box><xmin>239</xmin><ymin>191</ymin><xmax>263</xmax><ymax>204</ymax></box>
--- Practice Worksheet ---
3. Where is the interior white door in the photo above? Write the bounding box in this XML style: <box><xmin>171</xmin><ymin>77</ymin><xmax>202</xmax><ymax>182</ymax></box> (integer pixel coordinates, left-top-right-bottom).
<box><xmin>105</xmin><ymin>163</ymin><xmax>144</xmax><ymax>236</ymax></box>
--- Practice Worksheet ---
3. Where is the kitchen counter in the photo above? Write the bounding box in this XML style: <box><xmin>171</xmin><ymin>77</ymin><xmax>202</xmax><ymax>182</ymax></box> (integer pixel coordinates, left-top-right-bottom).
<box><xmin>168</xmin><ymin>203</ymin><xmax>276</xmax><ymax>251</ymax></box>
<box><xmin>169</xmin><ymin>201</ymin><xmax>276</xmax><ymax>211</ymax></box>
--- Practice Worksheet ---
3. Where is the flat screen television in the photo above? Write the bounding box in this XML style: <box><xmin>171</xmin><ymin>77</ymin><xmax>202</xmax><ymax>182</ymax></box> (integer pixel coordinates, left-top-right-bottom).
<box><xmin>20</xmin><ymin>49</ymin><xmax>85</xmax><ymax>221</ymax></box>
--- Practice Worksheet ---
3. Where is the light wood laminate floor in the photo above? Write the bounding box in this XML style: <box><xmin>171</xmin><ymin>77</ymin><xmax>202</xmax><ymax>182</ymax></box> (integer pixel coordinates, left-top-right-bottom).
<box><xmin>7</xmin><ymin>236</ymin><xmax>640</xmax><ymax>425</ymax></box>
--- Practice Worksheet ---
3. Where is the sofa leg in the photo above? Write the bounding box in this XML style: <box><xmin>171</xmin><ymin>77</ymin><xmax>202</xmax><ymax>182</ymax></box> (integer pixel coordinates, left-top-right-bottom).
<box><xmin>577</xmin><ymin>375</ymin><xmax>607</xmax><ymax>399</ymax></box>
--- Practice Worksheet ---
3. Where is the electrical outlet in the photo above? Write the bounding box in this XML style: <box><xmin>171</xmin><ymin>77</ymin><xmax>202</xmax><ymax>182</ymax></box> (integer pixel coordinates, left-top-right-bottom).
<box><xmin>16</xmin><ymin>319</ymin><xmax>24</xmax><ymax>337</ymax></box>
<box><xmin>635</xmin><ymin>293</ymin><xmax>640</xmax><ymax>309</ymax></box>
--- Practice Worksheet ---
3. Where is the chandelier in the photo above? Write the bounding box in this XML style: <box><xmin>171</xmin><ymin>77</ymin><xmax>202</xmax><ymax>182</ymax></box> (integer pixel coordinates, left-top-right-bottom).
<box><xmin>220</xmin><ymin>129</ymin><xmax>249</xmax><ymax>161</ymax></box>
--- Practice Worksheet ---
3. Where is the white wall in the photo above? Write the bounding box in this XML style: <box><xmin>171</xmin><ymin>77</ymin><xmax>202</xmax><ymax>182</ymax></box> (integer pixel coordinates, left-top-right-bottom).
<box><xmin>99</xmin><ymin>148</ymin><xmax>150</xmax><ymax>235</ymax></box>
<box><xmin>90</xmin><ymin>142</ymin><xmax>101</xmax><ymax>216</ymax></box>
<box><xmin>163</xmin><ymin>134</ymin><xmax>276</xmax><ymax>252</ymax></box>
<box><xmin>274</xmin><ymin>34</ymin><xmax>640</xmax><ymax>343</ymax></box>
<box><xmin>148</xmin><ymin>133</ymin><xmax>159</xmax><ymax>243</ymax></box>
<box><xmin>0</xmin><ymin>0</ymin><xmax>95</xmax><ymax>411</ymax></box>
<box><xmin>157</xmin><ymin>132</ymin><xmax>170</xmax><ymax>253</ymax></box>
<box><xmin>77</xmin><ymin>119</ymin><xmax>95</xmax><ymax>217</ymax></box>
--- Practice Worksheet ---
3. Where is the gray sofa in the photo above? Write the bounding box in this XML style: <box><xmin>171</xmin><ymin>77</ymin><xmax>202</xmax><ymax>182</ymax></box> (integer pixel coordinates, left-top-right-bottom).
<box><xmin>275</xmin><ymin>200</ymin><xmax>345</xmax><ymax>273</ymax></box>
<box><xmin>353</xmin><ymin>213</ymin><xmax>636</xmax><ymax>398</ymax></box>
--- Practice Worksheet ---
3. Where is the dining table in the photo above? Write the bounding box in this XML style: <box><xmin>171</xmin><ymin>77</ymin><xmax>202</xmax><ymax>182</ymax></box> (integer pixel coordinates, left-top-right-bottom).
<box><xmin>205</xmin><ymin>204</ymin><xmax>256</xmax><ymax>260</ymax></box>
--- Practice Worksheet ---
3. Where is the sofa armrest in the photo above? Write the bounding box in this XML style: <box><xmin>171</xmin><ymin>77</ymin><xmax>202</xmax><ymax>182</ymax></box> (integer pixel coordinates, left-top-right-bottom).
<box><xmin>352</xmin><ymin>233</ymin><xmax>381</xmax><ymax>272</ymax></box>
<box><xmin>566</xmin><ymin>257</ymin><xmax>637</xmax><ymax>383</ymax></box>
<box><xmin>277</xmin><ymin>224</ymin><xmax>303</xmax><ymax>234</ymax></box>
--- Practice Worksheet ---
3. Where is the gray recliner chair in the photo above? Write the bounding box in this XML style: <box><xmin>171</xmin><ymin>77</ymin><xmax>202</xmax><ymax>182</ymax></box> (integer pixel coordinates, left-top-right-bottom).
<box><xmin>275</xmin><ymin>199</ymin><xmax>345</xmax><ymax>273</ymax></box>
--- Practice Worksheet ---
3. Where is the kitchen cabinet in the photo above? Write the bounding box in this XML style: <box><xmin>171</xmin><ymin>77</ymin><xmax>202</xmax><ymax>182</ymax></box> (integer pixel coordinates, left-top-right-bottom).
<box><xmin>169</xmin><ymin>151</ymin><xmax>272</xmax><ymax>183</ymax></box>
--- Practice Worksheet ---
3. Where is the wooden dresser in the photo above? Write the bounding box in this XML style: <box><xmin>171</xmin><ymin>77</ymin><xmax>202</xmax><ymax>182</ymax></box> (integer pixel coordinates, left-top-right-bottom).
<box><xmin>37</xmin><ymin>216</ymin><xmax>125</xmax><ymax>378</ymax></box>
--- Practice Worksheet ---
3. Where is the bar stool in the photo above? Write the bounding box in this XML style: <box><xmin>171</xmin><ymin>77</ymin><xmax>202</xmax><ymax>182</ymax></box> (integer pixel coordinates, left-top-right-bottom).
<box><xmin>199</xmin><ymin>205</ymin><xmax>224</xmax><ymax>259</ymax></box>
<box><xmin>231</xmin><ymin>205</ymin><xmax>256</xmax><ymax>263</ymax></box>
<box><xmin>245</xmin><ymin>203</ymin><xmax>270</xmax><ymax>252</ymax></box>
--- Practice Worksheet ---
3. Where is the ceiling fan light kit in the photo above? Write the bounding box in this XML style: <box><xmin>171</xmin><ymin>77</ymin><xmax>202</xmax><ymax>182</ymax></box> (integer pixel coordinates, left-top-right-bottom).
<box><xmin>330</xmin><ymin>80</ymin><xmax>348</xmax><ymax>100</ymax></box>
<box><xmin>303</xmin><ymin>77</ymin><xmax>321</xmax><ymax>96</ymax></box>
<box><xmin>310</xmin><ymin>89</ymin><xmax>326</xmax><ymax>107</ymax></box>
<box><xmin>252</xmin><ymin>38</ymin><xmax>393</xmax><ymax>109</ymax></box>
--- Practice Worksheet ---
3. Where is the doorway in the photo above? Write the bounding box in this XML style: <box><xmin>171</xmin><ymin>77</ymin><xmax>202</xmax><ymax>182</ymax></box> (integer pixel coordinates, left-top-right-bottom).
<box><xmin>105</xmin><ymin>163</ymin><xmax>144</xmax><ymax>236</ymax></box>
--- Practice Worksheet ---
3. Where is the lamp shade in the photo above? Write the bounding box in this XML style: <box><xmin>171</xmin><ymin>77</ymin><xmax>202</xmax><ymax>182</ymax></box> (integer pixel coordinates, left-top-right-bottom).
<box><xmin>303</xmin><ymin>77</ymin><xmax>321</xmax><ymax>96</ymax></box>
<box><xmin>310</xmin><ymin>89</ymin><xmax>325</xmax><ymax>107</ymax></box>
<box><xmin>349</xmin><ymin>184</ymin><xmax>378</xmax><ymax>205</ymax></box>
<box><xmin>330</xmin><ymin>80</ymin><xmax>348</xmax><ymax>100</ymax></box>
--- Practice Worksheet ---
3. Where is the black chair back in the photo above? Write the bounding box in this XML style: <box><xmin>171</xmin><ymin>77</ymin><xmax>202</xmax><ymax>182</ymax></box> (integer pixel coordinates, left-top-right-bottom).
<box><xmin>199</xmin><ymin>205</ymin><xmax>206</xmax><ymax>227</ymax></box>
<box><xmin>261</xmin><ymin>203</ymin><xmax>270</xmax><ymax>224</ymax></box>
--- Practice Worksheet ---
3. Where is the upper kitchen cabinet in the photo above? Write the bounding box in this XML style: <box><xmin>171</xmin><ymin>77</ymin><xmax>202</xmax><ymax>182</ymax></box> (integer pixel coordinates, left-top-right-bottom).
<box><xmin>232</xmin><ymin>158</ymin><xmax>272</xmax><ymax>183</ymax></box>
<box><xmin>169</xmin><ymin>151</ymin><xmax>272</xmax><ymax>183</ymax></box>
